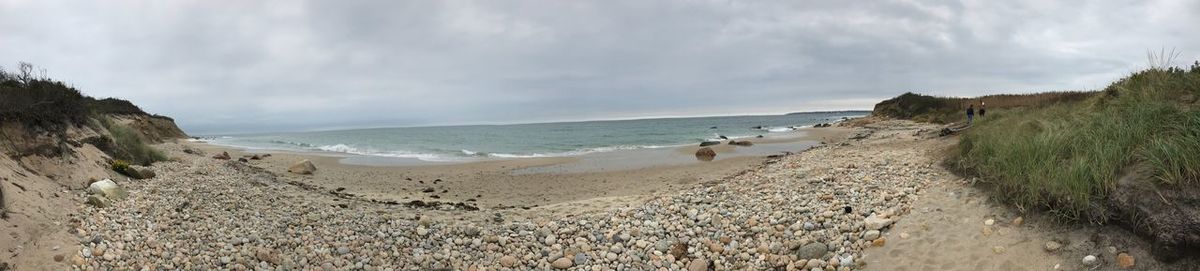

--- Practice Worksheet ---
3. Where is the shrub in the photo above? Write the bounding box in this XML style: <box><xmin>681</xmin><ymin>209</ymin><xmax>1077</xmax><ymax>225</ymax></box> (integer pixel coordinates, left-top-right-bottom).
<box><xmin>110</xmin><ymin>159</ymin><xmax>133</xmax><ymax>176</ymax></box>
<box><xmin>951</xmin><ymin>64</ymin><xmax>1200</xmax><ymax>221</ymax></box>
<box><xmin>2</xmin><ymin>63</ymin><xmax>168</xmax><ymax>164</ymax></box>
<box><xmin>873</xmin><ymin>91</ymin><xmax>1095</xmax><ymax>124</ymax></box>
<box><xmin>98</xmin><ymin>117</ymin><xmax>167</xmax><ymax>166</ymax></box>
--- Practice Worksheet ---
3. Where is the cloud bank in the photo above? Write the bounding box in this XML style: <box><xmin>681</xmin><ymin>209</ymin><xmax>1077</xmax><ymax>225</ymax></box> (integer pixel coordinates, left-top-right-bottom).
<box><xmin>2</xmin><ymin>0</ymin><xmax>1197</xmax><ymax>134</ymax></box>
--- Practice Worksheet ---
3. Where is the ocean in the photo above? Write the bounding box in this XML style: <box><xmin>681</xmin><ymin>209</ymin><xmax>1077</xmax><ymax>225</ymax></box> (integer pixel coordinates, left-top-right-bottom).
<box><xmin>203</xmin><ymin>111</ymin><xmax>868</xmax><ymax>163</ymax></box>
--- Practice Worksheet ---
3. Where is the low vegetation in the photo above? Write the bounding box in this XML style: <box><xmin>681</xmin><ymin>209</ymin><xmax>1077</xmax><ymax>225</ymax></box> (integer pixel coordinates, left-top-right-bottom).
<box><xmin>950</xmin><ymin>61</ymin><xmax>1200</xmax><ymax>221</ymax></box>
<box><xmin>98</xmin><ymin>117</ymin><xmax>167</xmax><ymax>165</ymax></box>
<box><xmin>872</xmin><ymin>91</ymin><xmax>1094</xmax><ymax>124</ymax></box>
<box><xmin>0</xmin><ymin>62</ymin><xmax>166</xmax><ymax>164</ymax></box>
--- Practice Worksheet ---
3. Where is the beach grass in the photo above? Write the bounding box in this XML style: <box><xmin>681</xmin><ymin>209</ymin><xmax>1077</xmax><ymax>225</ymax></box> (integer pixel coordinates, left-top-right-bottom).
<box><xmin>872</xmin><ymin>91</ymin><xmax>1094</xmax><ymax>124</ymax></box>
<box><xmin>97</xmin><ymin>116</ymin><xmax>167</xmax><ymax>166</ymax></box>
<box><xmin>950</xmin><ymin>62</ymin><xmax>1200</xmax><ymax>221</ymax></box>
<box><xmin>2</xmin><ymin>62</ymin><xmax>167</xmax><ymax>165</ymax></box>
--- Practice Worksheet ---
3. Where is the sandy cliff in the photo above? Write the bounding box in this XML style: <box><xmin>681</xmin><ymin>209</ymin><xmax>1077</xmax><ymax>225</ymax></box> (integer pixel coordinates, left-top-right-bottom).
<box><xmin>0</xmin><ymin>113</ymin><xmax>186</xmax><ymax>269</ymax></box>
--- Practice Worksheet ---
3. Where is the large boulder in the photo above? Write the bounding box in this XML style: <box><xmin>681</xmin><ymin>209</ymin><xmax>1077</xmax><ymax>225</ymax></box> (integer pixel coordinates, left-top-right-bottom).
<box><xmin>695</xmin><ymin>147</ymin><xmax>716</xmax><ymax>161</ymax></box>
<box><xmin>87</xmin><ymin>179</ymin><xmax>127</xmax><ymax>200</ymax></box>
<box><xmin>212</xmin><ymin>151</ymin><xmax>231</xmax><ymax>160</ymax></box>
<box><xmin>288</xmin><ymin>159</ymin><xmax>317</xmax><ymax>174</ymax></box>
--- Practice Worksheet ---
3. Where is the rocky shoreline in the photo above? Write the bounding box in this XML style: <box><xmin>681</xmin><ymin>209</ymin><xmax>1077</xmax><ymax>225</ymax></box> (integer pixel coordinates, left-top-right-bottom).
<box><xmin>64</xmin><ymin>120</ymin><xmax>1002</xmax><ymax>270</ymax></box>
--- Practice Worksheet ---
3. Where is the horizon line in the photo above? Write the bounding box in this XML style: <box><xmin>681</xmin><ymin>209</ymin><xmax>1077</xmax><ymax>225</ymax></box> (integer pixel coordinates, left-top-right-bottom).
<box><xmin>197</xmin><ymin>109</ymin><xmax>873</xmax><ymax>136</ymax></box>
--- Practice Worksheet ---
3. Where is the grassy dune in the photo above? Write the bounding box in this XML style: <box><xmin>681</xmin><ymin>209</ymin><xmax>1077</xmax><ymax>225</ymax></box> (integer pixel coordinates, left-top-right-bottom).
<box><xmin>951</xmin><ymin>62</ymin><xmax>1200</xmax><ymax>220</ymax></box>
<box><xmin>0</xmin><ymin>63</ymin><xmax>167</xmax><ymax>165</ymax></box>
<box><xmin>872</xmin><ymin>91</ymin><xmax>1094</xmax><ymax>124</ymax></box>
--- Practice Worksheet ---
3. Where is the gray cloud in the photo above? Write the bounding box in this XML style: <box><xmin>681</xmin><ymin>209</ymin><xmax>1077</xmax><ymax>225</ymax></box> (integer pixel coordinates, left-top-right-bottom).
<box><xmin>2</xmin><ymin>0</ymin><xmax>1197</xmax><ymax>134</ymax></box>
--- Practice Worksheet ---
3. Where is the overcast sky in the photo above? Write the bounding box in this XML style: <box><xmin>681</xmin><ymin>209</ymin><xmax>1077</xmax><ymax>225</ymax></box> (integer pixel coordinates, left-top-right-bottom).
<box><xmin>2</xmin><ymin>0</ymin><xmax>1197</xmax><ymax>134</ymax></box>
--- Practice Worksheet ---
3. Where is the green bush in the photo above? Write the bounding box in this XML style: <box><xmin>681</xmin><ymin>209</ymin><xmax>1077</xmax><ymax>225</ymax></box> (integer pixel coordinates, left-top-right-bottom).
<box><xmin>111</xmin><ymin>159</ymin><xmax>133</xmax><ymax>175</ymax></box>
<box><xmin>2</xmin><ymin>62</ymin><xmax>167</xmax><ymax>164</ymax></box>
<box><xmin>98</xmin><ymin>117</ymin><xmax>167</xmax><ymax>166</ymax></box>
<box><xmin>952</xmin><ymin>63</ymin><xmax>1200</xmax><ymax>221</ymax></box>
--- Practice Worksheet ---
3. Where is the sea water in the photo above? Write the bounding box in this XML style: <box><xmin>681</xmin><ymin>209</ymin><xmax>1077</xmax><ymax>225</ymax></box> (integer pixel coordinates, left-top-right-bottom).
<box><xmin>204</xmin><ymin>111</ymin><xmax>867</xmax><ymax>163</ymax></box>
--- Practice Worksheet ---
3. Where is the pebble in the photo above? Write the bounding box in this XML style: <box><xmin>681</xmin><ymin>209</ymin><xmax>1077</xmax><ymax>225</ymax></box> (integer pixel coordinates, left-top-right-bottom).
<box><xmin>552</xmin><ymin>257</ymin><xmax>573</xmax><ymax>269</ymax></box>
<box><xmin>687</xmin><ymin>259</ymin><xmax>709</xmax><ymax>271</ymax></box>
<box><xmin>1082</xmin><ymin>255</ymin><xmax>1098</xmax><ymax>265</ymax></box>
<box><xmin>1117</xmin><ymin>253</ymin><xmax>1135</xmax><ymax>268</ymax></box>
<box><xmin>1044</xmin><ymin>241</ymin><xmax>1062</xmax><ymax>252</ymax></box>
<box><xmin>863</xmin><ymin>230</ymin><xmax>880</xmax><ymax>241</ymax></box>
<box><xmin>500</xmin><ymin>255</ymin><xmax>518</xmax><ymax>267</ymax></box>
<box><xmin>984</xmin><ymin>219</ymin><xmax>995</xmax><ymax>226</ymax></box>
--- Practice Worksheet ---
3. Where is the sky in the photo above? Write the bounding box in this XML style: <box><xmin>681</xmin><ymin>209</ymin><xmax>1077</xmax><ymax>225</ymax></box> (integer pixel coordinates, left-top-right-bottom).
<box><xmin>2</xmin><ymin>0</ymin><xmax>1198</xmax><ymax>134</ymax></box>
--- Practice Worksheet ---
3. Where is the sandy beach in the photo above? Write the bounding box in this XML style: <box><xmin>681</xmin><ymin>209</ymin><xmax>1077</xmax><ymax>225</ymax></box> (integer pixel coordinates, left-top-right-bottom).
<box><xmin>1</xmin><ymin>120</ymin><xmax>1173</xmax><ymax>270</ymax></box>
<box><xmin>182</xmin><ymin>127</ymin><xmax>851</xmax><ymax>221</ymax></box>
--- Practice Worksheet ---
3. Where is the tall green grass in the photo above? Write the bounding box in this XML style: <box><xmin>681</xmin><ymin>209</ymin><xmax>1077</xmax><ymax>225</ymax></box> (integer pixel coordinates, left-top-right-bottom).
<box><xmin>1141</xmin><ymin>110</ymin><xmax>1200</xmax><ymax>185</ymax></box>
<box><xmin>95</xmin><ymin>112</ymin><xmax>167</xmax><ymax>166</ymax></box>
<box><xmin>952</xmin><ymin>63</ymin><xmax>1200</xmax><ymax>221</ymax></box>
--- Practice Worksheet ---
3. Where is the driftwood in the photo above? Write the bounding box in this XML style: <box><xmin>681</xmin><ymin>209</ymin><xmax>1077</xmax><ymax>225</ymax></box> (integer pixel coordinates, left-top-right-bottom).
<box><xmin>939</xmin><ymin>124</ymin><xmax>971</xmax><ymax>137</ymax></box>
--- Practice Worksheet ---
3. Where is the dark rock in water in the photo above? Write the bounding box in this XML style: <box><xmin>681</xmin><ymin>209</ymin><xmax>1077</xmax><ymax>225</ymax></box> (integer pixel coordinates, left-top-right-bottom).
<box><xmin>709</xmin><ymin>126</ymin><xmax>718</xmax><ymax>129</ymax></box>
<box><xmin>752</xmin><ymin>126</ymin><xmax>763</xmax><ymax>129</ymax></box>
<box><xmin>699</xmin><ymin>141</ymin><xmax>721</xmax><ymax>147</ymax></box>
<box><xmin>1108</xmin><ymin>171</ymin><xmax>1200</xmax><ymax>261</ymax></box>
<box><xmin>718</xmin><ymin>135</ymin><xmax>729</xmax><ymax>140</ymax></box>
<box><xmin>729</xmin><ymin>140</ymin><xmax>753</xmax><ymax>146</ymax></box>
<box><xmin>695</xmin><ymin>147</ymin><xmax>716</xmax><ymax>161</ymax></box>
<box><xmin>756</xmin><ymin>135</ymin><xmax>764</xmax><ymax>138</ymax></box>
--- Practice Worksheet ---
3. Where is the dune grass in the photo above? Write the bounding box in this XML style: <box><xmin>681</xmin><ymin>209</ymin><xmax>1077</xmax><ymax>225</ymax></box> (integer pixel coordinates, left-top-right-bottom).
<box><xmin>951</xmin><ymin>62</ymin><xmax>1200</xmax><ymax>221</ymax></box>
<box><xmin>872</xmin><ymin>91</ymin><xmax>1094</xmax><ymax>124</ymax></box>
<box><xmin>97</xmin><ymin>116</ymin><xmax>167</xmax><ymax>166</ymax></box>
<box><xmin>2</xmin><ymin>62</ymin><xmax>167</xmax><ymax>165</ymax></box>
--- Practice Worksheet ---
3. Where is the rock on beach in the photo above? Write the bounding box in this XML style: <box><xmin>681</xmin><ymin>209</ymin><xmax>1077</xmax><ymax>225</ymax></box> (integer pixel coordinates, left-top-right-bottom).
<box><xmin>288</xmin><ymin>159</ymin><xmax>317</xmax><ymax>174</ymax></box>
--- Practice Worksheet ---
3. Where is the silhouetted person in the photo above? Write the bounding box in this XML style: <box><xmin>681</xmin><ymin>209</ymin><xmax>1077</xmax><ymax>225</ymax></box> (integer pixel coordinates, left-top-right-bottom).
<box><xmin>979</xmin><ymin>102</ymin><xmax>987</xmax><ymax>117</ymax></box>
<box><xmin>967</xmin><ymin>104</ymin><xmax>975</xmax><ymax>125</ymax></box>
